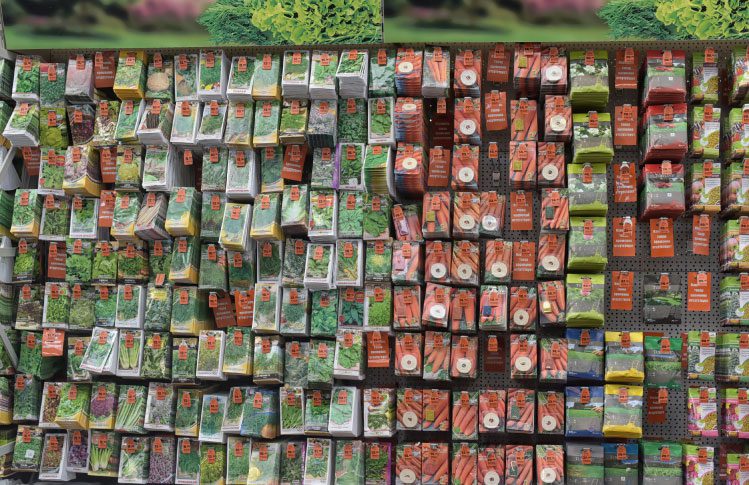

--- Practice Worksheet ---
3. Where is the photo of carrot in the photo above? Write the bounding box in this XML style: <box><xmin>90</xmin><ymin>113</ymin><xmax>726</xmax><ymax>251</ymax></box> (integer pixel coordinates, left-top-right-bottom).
<box><xmin>451</xmin><ymin>145</ymin><xmax>480</xmax><ymax>192</ymax></box>
<box><xmin>423</xmin><ymin>331</ymin><xmax>451</xmax><ymax>381</ymax></box>
<box><xmin>396</xmin><ymin>442</ymin><xmax>422</xmax><ymax>485</ymax></box>
<box><xmin>451</xmin><ymin>335</ymin><xmax>478</xmax><ymax>379</ymax></box>
<box><xmin>541</xmin><ymin>46</ymin><xmax>568</xmax><ymax>94</ymax></box>
<box><xmin>452</xmin><ymin>391</ymin><xmax>479</xmax><ymax>440</ymax></box>
<box><xmin>478</xmin><ymin>446</ymin><xmax>505</xmax><ymax>485</ymax></box>
<box><xmin>425</xmin><ymin>241</ymin><xmax>452</xmax><ymax>284</ymax></box>
<box><xmin>479</xmin><ymin>192</ymin><xmax>506</xmax><ymax>238</ymax></box>
<box><xmin>506</xmin><ymin>388</ymin><xmax>535</xmax><ymax>434</ymax></box>
<box><xmin>509</xmin><ymin>141</ymin><xmax>537</xmax><ymax>190</ymax></box>
<box><xmin>451</xmin><ymin>240</ymin><xmax>480</xmax><ymax>287</ymax></box>
<box><xmin>454</xmin><ymin>97</ymin><xmax>482</xmax><ymax>146</ymax></box>
<box><xmin>394</xmin><ymin>286</ymin><xmax>423</xmax><ymax>330</ymax></box>
<box><xmin>479</xmin><ymin>390</ymin><xmax>506</xmax><ymax>434</ymax></box>
<box><xmin>513</xmin><ymin>43</ymin><xmax>541</xmax><ymax>98</ymax></box>
<box><xmin>394</xmin><ymin>98</ymin><xmax>428</xmax><ymax>147</ymax></box>
<box><xmin>454</xmin><ymin>49</ymin><xmax>482</xmax><ymax>98</ymax></box>
<box><xmin>396</xmin><ymin>48</ymin><xmax>424</xmax><ymax>98</ymax></box>
<box><xmin>395</xmin><ymin>332</ymin><xmax>423</xmax><ymax>377</ymax></box>
<box><xmin>421</xmin><ymin>442</ymin><xmax>450</xmax><ymax>485</ymax></box>
<box><xmin>392</xmin><ymin>241</ymin><xmax>423</xmax><ymax>285</ymax></box>
<box><xmin>537</xmin><ymin>391</ymin><xmax>565</xmax><ymax>435</ymax></box>
<box><xmin>422</xmin><ymin>283</ymin><xmax>453</xmax><ymax>328</ymax></box>
<box><xmin>510</xmin><ymin>334</ymin><xmax>538</xmax><ymax>380</ymax></box>
<box><xmin>422</xmin><ymin>192</ymin><xmax>452</xmax><ymax>239</ymax></box>
<box><xmin>479</xmin><ymin>285</ymin><xmax>508</xmax><ymax>331</ymax></box>
<box><xmin>540</xmin><ymin>188</ymin><xmax>570</xmax><ymax>231</ymax></box>
<box><xmin>397</xmin><ymin>388</ymin><xmax>423</xmax><ymax>431</ymax></box>
<box><xmin>535</xmin><ymin>444</ymin><xmax>564</xmax><ymax>484</ymax></box>
<box><xmin>484</xmin><ymin>240</ymin><xmax>512</xmax><ymax>284</ymax></box>
<box><xmin>536</xmin><ymin>233</ymin><xmax>566</xmax><ymax>279</ymax></box>
<box><xmin>505</xmin><ymin>445</ymin><xmax>534</xmax><ymax>485</ymax></box>
<box><xmin>450</xmin><ymin>288</ymin><xmax>477</xmax><ymax>333</ymax></box>
<box><xmin>537</xmin><ymin>142</ymin><xmax>566</xmax><ymax>188</ymax></box>
<box><xmin>510</xmin><ymin>99</ymin><xmax>539</xmax><ymax>141</ymax></box>
<box><xmin>538</xmin><ymin>280</ymin><xmax>566</xmax><ymax>327</ymax></box>
<box><xmin>422</xmin><ymin>46</ymin><xmax>450</xmax><ymax>98</ymax></box>
<box><xmin>544</xmin><ymin>95</ymin><xmax>572</xmax><ymax>142</ymax></box>
<box><xmin>453</xmin><ymin>192</ymin><xmax>481</xmax><ymax>240</ymax></box>
<box><xmin>422</xmin><ymin>389</ymin><xmax>450</xmax><ymax>432</ymax></box>
<box><xmin>509</xmin><ymin>285</ymin><xmax>538</xmax><ymax>331</ymax></box>
<box><xmin>539</xmin><ymin>338</ymin><xmax>568</xmax><ymax>383</ymax></box>
<box><xmin>452</xmin><ymin>442</ymin><xmax>478</xmax><ymax>485</ymax></box>
<box><xmin>393</xmin><ymin>145</ymin><xmax>427</xmax><ymax>200</ymax></box>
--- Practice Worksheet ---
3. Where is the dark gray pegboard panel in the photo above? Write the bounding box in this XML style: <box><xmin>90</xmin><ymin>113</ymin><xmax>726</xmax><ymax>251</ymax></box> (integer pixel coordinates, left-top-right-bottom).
<box><xmin>15</xmin><ymin>40</ymin><xmax>749</xmax><ymax>447</ymax></box>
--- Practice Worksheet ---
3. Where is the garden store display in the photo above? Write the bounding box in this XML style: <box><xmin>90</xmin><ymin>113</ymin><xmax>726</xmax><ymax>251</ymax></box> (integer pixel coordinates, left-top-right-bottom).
<box><xmin>0</xmin><ymin>40</ymin><xmax>746</xmax><ymax>484</ymax></box>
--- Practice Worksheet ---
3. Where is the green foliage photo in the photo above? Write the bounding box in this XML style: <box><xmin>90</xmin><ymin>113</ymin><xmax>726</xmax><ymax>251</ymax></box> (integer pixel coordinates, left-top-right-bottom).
<box><xmin>199</xmin><ymin>0</ymin><xmax>383</xmax><ymax>46</ymax></box>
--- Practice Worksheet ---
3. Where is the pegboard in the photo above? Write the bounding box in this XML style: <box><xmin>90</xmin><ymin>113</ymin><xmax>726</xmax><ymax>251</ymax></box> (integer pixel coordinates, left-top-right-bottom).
<box><xmin>10</xmin><ymin>40</ymin><xmax>748</xmax><ymax>452</ymax></box>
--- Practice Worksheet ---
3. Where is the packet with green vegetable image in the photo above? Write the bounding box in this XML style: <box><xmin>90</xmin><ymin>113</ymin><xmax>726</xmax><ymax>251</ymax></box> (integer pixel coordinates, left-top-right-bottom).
<box><xmin>253</xmin><ymin>335</ymin><xmax>284</xmax><ymax>385</ymax></box>
<box><xmin>642</xmin><ymin>441</ymin><xmax>682</xmax><ymax>485</ymax></box>
<box><xmin>280</xmin><ymin>386</ymin><xmax>305</xmax><ymax>436</ymax></box>
<box><xmin>605</xmin><ymin>331</ymin><xmax>644</xmax><ymax>383</ymax></box>
<box><xmin>566</xmin><ymin>274</ymin><xmax>605</xmax><ymax>327</ymax></box>
<box><xmin>644</xmin><ymin>336</ymin><xmax>682</xmax><ymax>388</ymax></box>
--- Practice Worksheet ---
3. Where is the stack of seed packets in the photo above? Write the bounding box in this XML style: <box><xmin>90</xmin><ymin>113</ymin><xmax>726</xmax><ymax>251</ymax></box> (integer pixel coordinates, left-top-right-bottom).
<box><xmin>304</xmin><ymin>243</ymin><xmax>336</xmax><ymax>290</ymax></box>
<box><xmin>281</xmin><ymin>50</ymin><xmax>311</xmax><ymax>99</ymax></box>
<box><xmin>336</xmin><ymin>49</ymin><xmax>369</xmax><ymax>99</ymax></box>
<box><xmin>309</xmin><ymin>50</ymin><xmax>339</xmax><ymax>99</ymax></box>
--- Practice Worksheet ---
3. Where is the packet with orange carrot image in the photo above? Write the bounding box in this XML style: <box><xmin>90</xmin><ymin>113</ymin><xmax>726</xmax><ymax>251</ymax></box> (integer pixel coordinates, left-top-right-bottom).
<box><xmin>395</xmin><ymin>48</ymin><xmax>423</xmax><ymax>98</ymax></box>
<box><xmin>509</xmin><ymin>285</ymin><xmax>537</xmax><ymax>331</ymax></box>
<box><xmin>510</xmin><ymin>333</ymin><xmax>538</xmax><ymax>380</ymax></box>
<box><xmin>453</xmin><ymin>192</ymin><xmax>481</xmax><ymax>240</ymax></box>
<box><xmin>422</xmin><ymin>192</ymin><xmax>451</xmax><ymax>239</ymax></box>
<box><xmin>422</xmin><ymin>283</ymin><xmax>452</xmax><ymax>328</ymax></box>
<box><xmin>509</xmin><ymin>141</ymin><xmax>537</xmax><ymax>190</ymax></box>
<box><xmin>397</xmin><ymin>388</ymin><xmax>423</xmax><ymax>431</ymax></box>
<box><xmin>393</xmin><ymin>203</ymin><xmax>423</xmax><ymax>242</ymax></box>
<box><xmin>452</xmin><ymin>391</ymin><xmax>479</xmax><ymax>441</ymax></box>
<box><xmin>537</xmin><ymin>142</ymin><xmax>566</xmax><ymax>188</ymax></box>
<box><xmin>479</xmin><ymin>390</ymin><xmax>506</xmax><ymax>434</ymax></box>
<box><xmin>393</xmin><ymin>145</ymin><xmax>427</xmax><ymax>199</ymax></box>
<box><xmin>454</xmin><ymin>97</ymin><xmax>482</xmax><ymax>146</ymax></box>
<box><xmin>510</xmin><ymin>99</ymin><xmax>538</xmax><ymax>141</ymax></box>
<box><xmin>540</xmin><ymin>188</ymin><xmax>569</xmax><ymax>231</ymax></box>
<box><xmin>536</xmin><ymin>232</ymin><xmax>566</xmax><ymax>279</ymax></box>
<box><xmin>395</xmin><ymin>442</ymin><xmax>422</xmax><ymax>485</ymax></box>
<box><xmin>479</xmin><ymin>191</ymin><xmax>506</xmax><ymax>237</ymax></box>
<box><xmin>538</xmin><ymin>280</ymin><xmax>566</xmax><ymax>327</ymax></box>
<box><xmin>535</xmin><ymin>444</ymin><xmax>564</xmax><ymax>484</ymax></box>
<box><xmin>454</xmin><ymin>49</ymin><xmax>482</xmax><ymax>98</ymax></box>
<box><xmin>451</xmin><ymin>442</ymin><xmax>478</xmax><ymax>485</ymax></box>
<box><xmin>392</xmin><ymin>241</ymin><xmax>423</xmax><ymax>285</ymax></box>
<box><xmin>479</xmin><ymin>285</ymin><xmax>508</xmax><ymax>331</ymax></box>
<box><xmin>394</xmin><ymin>332</ymin><xmax>422</xmax><ymax>377</ymax></box>
<box><xmin>425</xmin><ymin>241</ymin><xmax>452</xmax><ymax>284</ymax></box>
<box><xmin>514</xmin><ymin>43</ymin><xmax>541</xmax><ymax>98</ymax></box>
<box><xmin>450</xmin><ymin>288</ymin><xmax>477</xmax><ymax>333</ymax></box>
<box><xmin>451</xmin><ymin>145</ymin><xmax>479</xmax><ymax>192</ymax></box>
<box><xmin>484</xmin><ymin>240</ymin><xmax>512</xmax><ymax>284</ymax></box>
<box><xmin>537</xmin><ymin>391</ymin><xmax>565</xmax><ymax>435</ymax></box>
<box><xmin>421</xmin><ymin>442</ymin><xmax>450</xmax><ymax>485</ymax></box>
<box><xmin>505</xmin><ymin>445</ymin><xmax>534</xmax><ymax>485</ymax></box>
<box><xmin>506</xmin><ymin>388</ymin><xmax>535</xmax><ymax>434</ymax></box>
<box><xmin>451</xmin><ymin>240</ymin><xmax>480</xmax><ymax>287</ymax></box>
<box><xmin>422</xmin><ymin>46</ymin><xmax>450</xmax><ymax>98</ymax></box>
<box><xmin>393</xmin><ymin>286</ymin><xmax>422</xmax><ymax>330</ymax></box>
<box><xmin>451</xmin><ymin>335</ymin><xmax>478</xmax><ymax>379</ymax></box>
<box><xmin>422</xmin><ymin>389</ymin><xmax>450</xmax><ymax>432</ymax></box>
<box><xmin>540</xmin><ymin>338</ymin><xmax>567</xmax><ymax>383</ymax></box>
<box><xmin>423</xmin><ymin>331</ymin><xmax>450</xmax><ymax>381</ymax></box>
<box><xmin>478</xmin><ymin>446</ymin><xmax>505</xmax><ymax>485</ymax></box>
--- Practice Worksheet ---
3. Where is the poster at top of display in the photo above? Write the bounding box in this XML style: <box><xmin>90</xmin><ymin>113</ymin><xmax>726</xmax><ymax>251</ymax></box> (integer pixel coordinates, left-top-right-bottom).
<box><xmin>382</xmin><ymin>0</ymin><xmax>747</xmax><ymax>42</ymax></box>
<box><xmin>2</xmin><ymin>0</ymin><xmax>384</xmax><ymax>49</ymax></box>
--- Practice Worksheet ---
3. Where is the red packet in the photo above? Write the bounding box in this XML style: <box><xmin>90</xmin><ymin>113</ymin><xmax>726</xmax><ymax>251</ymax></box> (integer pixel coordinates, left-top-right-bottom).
<box><xmin>450</xmin><ymin>288</ymin><xmax>477</xmax><ymax>333</ymax></box>
<box><xmin>454</xmin><ymin>97</ymin><xmax>482</xmax><ymax>145</ymax></box>
<box><xmin>538</xmin><ymin>281</ymin><xmax>566</xmax><ymax>327</ymax></box>
<box><xmin>281</xmin><ymin>144</ymin><xmax>306</xmax><ymax>182</ymax></box>
<box><xmin>610</xmin><ymin>271</ymin><xmax>635</xmax><ymax>311</ymax></box>
<box><xmin>615</xmin><ymin>48</ymin><xmax>639</xmax><ymax>90</ymax></box>
<box><xmin>512</xmin><ymin>241</ymin><xmax>536</xmax><ymax>281</ymax></box>
<box><xmin>486</xmin><ymin>44</ymin><xmax>509</xmax><ymax>83</ymax></box>
<box><xmin>509</xmin><ymin>287</ymin><xmax>538</xmax><ymax>331</ymax></box>
<box><xmin>537</xmin><ymin>232</ymin><xmax>566</xmax><ymax>279</ymax></box>
<box><xmin>484</xmin><ymin>91</ymin><xmax>507</xmax><ymax>131</ymax></box>
<box><xmin>450</xmin><ymin>335</ymin><xmax>478</xmax><ymax>379</ymax></box>
<box><xmin>479</xmin><ymin>191</ymin><xmax>506</xmax><ymax>237</ymax></box>
<box><xmin>537</xmin><ymin>142</ymin><xmax>565</xmax><ymax>188</ymax></box>
<box><xmin>509</xmin><ymin>141</ymin><xmax>537</xmax><ymax>190</ymax></box>
<box><xmin>514</xmin><ymin>43</ymin><xmax>541</xmax><ymax>97</ymax></box>
<box><xmin>510</xmin><ymin>99</ymin><xmax>538</xmax><ymax>141</ymax></box>
<box><xmin>614</xmin><ymin>105</ymin><xmax>638</xmax><ymax>147</ymax></box>
<box><xmin>510</xmin><ymin>191</ymin><xmax>533</xmax><ymax>231</ymax></box>
<box><xmin>366</xmin><ymin>331</ymin><xmax>390</xmax><ymax>368</ymax></box>
<box><xmin>450</xmin><ymin>241</ymin><xmax>479</xmax><ymax>287</ymax></box>
<box><xmin>425</xmin><ymin>241</ymin><xmax>452</xmax><ymax>284</ymax></box>
<box><xmin>692</xmin><ymin>214</ymin><xmax>711</xmax><ymax>256</ymax></box>
<box><xmin>451</xmin><ymin>144</ymin><xmax>479</xmax><ymax>191</ymax></box>
<box><xmin>540</xmin><ymin>188</ymin><xmax>569</xmax><ymax>231</ymax></box>
<box><xmin>612</xmin><ymin>216</ymin><xmax>636</xmax><ymax>257</ymax></box>
<box><xmin>687</xmin><ymin>271</ymin><xmax>711</xmax><ymax>312</ymax></box>
<box><xmin>544</xmin><ymin>95</ymin><xmax>572</xmax><ymax>142</ymax></box>
<box><xmin>427</xmin><ymin>147</ymin><xmax>450</xmax><ymax>188</ymax></box>
<box><xmin>650</xmin><ymin>218</ymin><xmax>675</xmax><ymax>258</ymax></box>
<box><xmin>613</xmin><ymin>162</ymin><xmax>637</xmax><ymax>203</ymax></box>
<box><xmin>484</xmin><ymin>240</ymin><xmax>512</xmax><ymax>283</ymax></box>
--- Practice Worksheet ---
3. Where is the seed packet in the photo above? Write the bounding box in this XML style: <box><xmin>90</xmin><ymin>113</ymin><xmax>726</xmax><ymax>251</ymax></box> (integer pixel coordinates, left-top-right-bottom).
<box><xmin>572</xmin><ymin>111</ymin><xmax>614</xmax><ymax>164</ymax></box>
<box><xmin>565</xmin><ymin>443</ymin><xmax>602</xmax><ymax>485</ymax></box>
<box><xmin>368</xmin><ymin>97</ymin><xmax>394</xmax><ymax>146</ymax></box>
<box><xmin>642</xmin><ymin>104</ymin><xmax>688</xmax><ymax>162</ymax></box>
<box><xmin>566</xmin><ymin>274</ymin><xmax>604</xmax><ymax>327</ymax></box>
<box><xmin>565</xmin><ymin>386</ymin><xmax>603</xmax><ymax>437</ymax></box>
<box><xmin>567</xmin><ymin>163</ymin><xmax>607</xmax><ymax>215</ymax></box>
<box><xmin>370</xmin><ymin>49</ymin><xmax>396</xmax><ymax>98</ymax></box>
<box><xmin>226</xmin><ymin>55</ymin><xmax>255</xmax><ymax>101</ymax></box>
<box><xmin>144</xmin><ymin>52</ymin><xmax>173</xmax><ymax>101</ymax></box>
<box><xmin>686</xmin><ymin>386</ymin><xmax>719</xmax><ymax>437</ymax></box>
<box><xmin>175</xmin><ymin>438</ymin><xmax>199</xmax><ymax>483</ymax></box>
<box><xmin>643</xmin><ymin>50</ymin><xmax>687</xmax><ymax>105</ymax></box>
<box><xmin>115</xmin><ymin>100</ymin><xmax>144</xmax><ymax>143</ymax></box>
<box><xmin>693</xmin><ymin>49</ymin><xmax>719</xmax><ymax>104</ymax></box>
<box><xmin>41</xmin><ymin>62</ymin><xmax>66</xmax><ymax>107</ymax></box>
<box><xmin>640</xmin><ymin>162</ymin><xmax>686</xmax><ymax>219</ymax></box>
<box><xmin>566</xmin><ymin>329</ymin><xmax>604</xmax><ymax>381</ymax></box>
<box><xmin>568</xmin><ymin>217</ymin><xmax>607</xmax><ymax>272</ymax></box>
<box><xmin>602</xmin><ymin>384</ymin><xmax>642</xmax><ymax>438</ymax></box>
<box><xmin>363</xmin><ymin>388</ymin><xmax>395</xmax><ymax>437</ymax></box>
<box><xmin>253</xmin><ymin>335</ymin><xmax>283</xmax><ymax>385</ymax></box>
<box><xmin>569</xmin><ymin>50</ymin><xmax>609</xmax><ymax>111</ymax></box>
<box><xmin>338</xmin><ymin>98</ymin><xmax>367</xmax><ymax>143</ymax></box>
<box><xmin>692</xmin><ymin>106</ymin><xmax>721</xmax><ymax>159</ymax></box>
<box><xmin>304</xmin><ymin>438</ymin><xmax>334</xmax><ymax>485</ymax></box>
<box><xmin>644</xmin><ymin>336</ymin><xmax>682</xmax><ymax>389</ymax></box>
<box><xmin>174</xmin><ymin>389</ymin><xmax>200</xmax><ymax>435</ymax></box>
<box><xmin>281</xmin><ymin>50</ymin><xmax>310</xmax><ymax>98</ymax></box>
<box><xmin>505</xmin><ymin>388</ymin><xmax>534</xmax><ymax>434</ymax></box>
<box><xmin>4</xmin><ymin>101</ymin><xmax>40</xmax><ymax>146</ymax></box>
<box><xmin>338</xmin><ymin>287</ymin><xmax>365</xmax><ymax>329</ymax></box>
<box><xmin>12</xmin><ymin>55</ymin><xmax>40</xmax><ymax>103</ymax></box>
<box><xmin>113</xmin><ymin>50</ymin><xmax>147</xmax><ymax>99</ymax></box>
<box><xmin>197</xmin><ymin>49</ymin><xmax>227</xmax><ymax>101</ymax></box>
<box><xmin>686</xmin><ymin>331</ymin><xmax>716</xmax><ymax>380</ymax></box>
<box><xmin>604</xmin><ymin>331</ymin><xmax>644</xmax><ymax>383</ymax></box>
<box><xmin>251</xmin><ymin>53</ymin><xmax>281</xmax><ymax>100</ymax></box>
<box><xmin>643</xmin><ymin>442</ymin><xmax>683</xmax><ymax>485</ymax></box>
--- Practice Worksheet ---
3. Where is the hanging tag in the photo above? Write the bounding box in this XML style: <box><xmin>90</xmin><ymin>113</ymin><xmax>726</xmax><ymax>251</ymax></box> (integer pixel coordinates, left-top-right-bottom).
<box><xmin>650</xmin><ymin>218</ymin><xmax>675</xmax><ymax>258</ymax></box>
